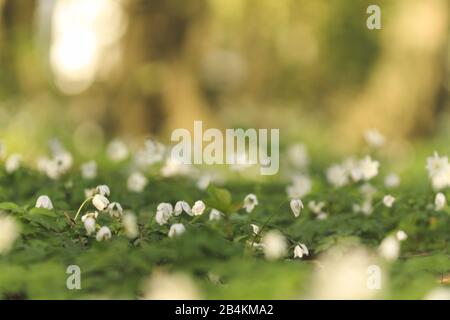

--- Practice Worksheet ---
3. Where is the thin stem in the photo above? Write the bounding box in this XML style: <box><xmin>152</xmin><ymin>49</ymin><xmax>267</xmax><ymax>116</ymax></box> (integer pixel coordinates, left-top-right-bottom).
<box><xmin>74</xmin><ymin>197</ymin><xmax>93</xmax><ymax>221</ymax></box>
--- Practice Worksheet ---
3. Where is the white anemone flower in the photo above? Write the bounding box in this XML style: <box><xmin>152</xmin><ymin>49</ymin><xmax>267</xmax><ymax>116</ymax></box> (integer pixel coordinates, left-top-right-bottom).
<box><xmin>290</xmin><ymin>199</ymin><xmax>304</xmax><ymax>218</ymax></box>
<box><xmin>243</xmin><ymin>194</ymin><xmax>258</xmax><ymax>213</ymax></box>
<box><xmin>383</xmin><ymin>195</ymin><xmax>395</xmax><ymax>208</ymax></box>
<box><xmin>155</xmin><ymin>203</ymin><xmax>173</xmax><ymax>225</ymax></box>
<box><xmin>293</xmin><ymin>243</ymin><xmax>309</xmax><ymax>259</ymax></box>
<box><xmin>107</xmin><ymin>139</ymin><xmax>129</xmax><ymax>162</ymax></box>
<box><xmin>435</xmin><ymin>192</ymin><xmax>446</xmax><ymax>211</ymax></box>
<box><xmin>174</xmin><ymin>201</ymin><xmax>191</xmax><ymax>216</ymax></box>
<box><xmin>326</xmin><ymin>164</ymin><xmax>349</xmax><ymax>187</ymax></box>
<box><xmin>286</xmin><ymin>175</ymin><xmax>312</xmax><ymax>198</ymax></box>
<box><xmin>108</xmin><ymin>202</ymin><xmax>123</xmax><ymax>218</ymax></box>
<box><xmin>191</xmin><ymin>200</ymin><xmax>206</xmax><ymax>216</ymax></box>
<box><xmin>5</xmin><ymin>154</ymin><xmax>22</xmax><ymax>174</ymax></box>
<box><xmin>81</xmin><ymin>160</ymin><xmax>97</xmax><ymax>179</ymax></box>
<box><xmin>396</xmin><ymin>230</ymin><xmax>408</xmax><ymax>241</ymax></box>
<box><xmin>209</xmin><ymin>209</ymin><xmax>222</xmax><ymax>221</ymax></box>
<box><xmin>96</xmin><ymin>226</ymin><xmax>112</xmax><ymax>241</ymax></box>
<box><xmin>0</xmin><ymin>215</ymin><xmax>20</xmax><ymax>254</ymax></box>
<box><xmin>262</xmin><ymin>230</ymin><xmax>287</xmax><ymax>261</ymax></box>
<box><xmin>95</xmin><ymin>185</ymin><xmax>111</xmax><ymax>197</ymax></box>
<box><xmin>168</xmin><ymin>223</ymin><xmax>186</xmax><ymax>238</ymax></box>
<box><xmin>92</xmin><ymin>194</ymin><xmax>110</xmax><ymax>211</ymax></box>
<box><xmin>35</xmin><ymin>195</ymin><xmax>54</xmax><ymax>210</ymax></box>
<box><xmin>127</xmin><ymin>172</ymin><xmax>148</xmax><ymax>193</ymax></box>
<box><xmin>364</xmin><ymin>129</ymin><xmax>385</xmax><ymax>148</ymax></box>
<box><xmin>123</xmin><ymin>212</ymin><xmax>139</xmax><ymax>239</ymax></box>
<box><xmin>81</xmin><ymin>212</ymin><xmax>98</xmax><ymax>235</ymax></box>
<box><xmin>384</xmin><ymin>173</ymin><xmax>400</xmax><ymax>188</ymax></box>
<box><xmin>378</xmin><ymin>235</ymin><xmax>400</xmax><ymax>261</ymax></box>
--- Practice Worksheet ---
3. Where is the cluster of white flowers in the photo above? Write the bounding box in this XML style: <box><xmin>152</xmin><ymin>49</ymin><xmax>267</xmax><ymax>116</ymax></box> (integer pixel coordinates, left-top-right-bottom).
<box><xmin>135</xmin><ymin>138</ymin><xmax>166</xmax><ymax>168</ymax></box>
<box><xmin>308</xmin><ymin>200</ymin><xmax>327</xmax><ymax>220</ymax></box>
<box><xmin>326</xmin><ymin>156</ymin><xmax>380</xmax><ymax>188</ymax></box>
<box><xmin>36</xmin><ymin>143</ymin><xmax>73</xmax><ymax>180</ymax></box>
<box><xmin>426</xmin><ymin>152</ymin><xmax>450</xmax><ymax>190</ymax></box>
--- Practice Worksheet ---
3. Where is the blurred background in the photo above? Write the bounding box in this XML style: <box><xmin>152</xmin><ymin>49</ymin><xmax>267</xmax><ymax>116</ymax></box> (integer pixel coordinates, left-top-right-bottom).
<box><xmin>1</xmin><ymin>0</ymin><xmax>450</xmax><ymax>161</ymax></box>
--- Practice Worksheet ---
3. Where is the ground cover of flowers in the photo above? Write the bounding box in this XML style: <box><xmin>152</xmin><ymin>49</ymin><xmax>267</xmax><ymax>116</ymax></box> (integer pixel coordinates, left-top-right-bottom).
<box><xmin>0</xmin><ymin>135</ymin><xmax>449</xmax><ymax>299</ymax></box>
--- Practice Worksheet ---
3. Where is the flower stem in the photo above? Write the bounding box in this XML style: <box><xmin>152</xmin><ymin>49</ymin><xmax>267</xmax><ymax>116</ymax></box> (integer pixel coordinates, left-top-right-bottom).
<box><xmin>74</xmin><ymin>197</ymin><xmax>93</xmax><ymax>221</ymax></box>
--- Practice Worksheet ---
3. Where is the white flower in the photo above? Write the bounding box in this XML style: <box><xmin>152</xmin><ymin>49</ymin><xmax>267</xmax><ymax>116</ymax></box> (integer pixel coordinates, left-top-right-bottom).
<box><xmin>250</xmin><ymin>224</ymin><xmax>260</xmax><ymax>235</ymax></box>
<box><xmin>361</xmin><ymin>199</ymin><xmax>373</xmax><ymax>216</ymax></box>
<box><xmin>81</xmin><ymin>212</ymin><xmax>98</xmax><ymax>235</ymax></box>
<box><xmin>262</xmin><ymin>230</ymin><xmax>287</xmax><ymax>261</ymax></box>
<box><xmin>161</xmin><ymin>158</ymin><xmax>191</xmax><ymax>177</ymax></box>
<box><xmin>396</xmin><ymin>230</ymin><xmax>408</xmax><ymax>241</ymax></box>
<box><xmin>287</xmin><ymin>144</ymin><xmax>309</xmax><ymax>169</ymax></box>
<box><xmin>142</xmin><ymin>271</ymin><xmax>201</xmax><ymax>300</ymax></box>
<box><xmin>293</xmin><ymin>243</ymin><xmax>309</xmax><ymax>258</ymax></box>
<box><xmin>168</xmin><ymin>223</ymin><xmax>186</xmax><ymax>237</ymax></box>
<box><xmin>107</xmin><ymin>139</ymin><xmax>129</xmax><ymax>162</ymax></box>
<box><xmin>127</xmin><ymin>172</ymin><xmax>148</xmax><ymax>193</ymax></box>
<box><xmin>364</xmin><ymin>129</ymin><xmax>385</xmax><ymax>148</ymax></box>
<box><xmin>0</xmin><ymin>215</ymin><xmax>20</xmax><ymax>254</ymax></box>
<box><xmin>326</xmin><ymin>164</ymin><xmax>349</xmax><ymax>187</ymax></box>
<box><xmin>384</xmin><ymin>173</ymin><xmax>400</xmax><ymax>188</ymax></box>
<box><xmin>426</xmin><ymin>152</ymin><xmax>449</xmax><ymax>178</ymax></box>
<box><xmin>108</xmin><ymin>202</ymin><xmax>123</xmax><ymax>218</ymax></box>
<box><xmin>135</xmin><ymin>139</ymin><xmax>166</xmax><ymax>167</ymax></box>
<box><xmin>286</xmin><ymin>175</ymin><xmax>312</xmax><ymax>198</ymax></box>
<box><xmin>191</xmin><ymin>200</ymin><xmax>206</xmax><ymax>216</ymax></box>
<box><xmin>123</xmin><ymin>212</ymin><xmax>139</xmax><ymax>239</ymax></box>
<box><xmin>155</xmin><ymin>203</ymin><xmax>173</xmax><ymax>225</ymax></box>
<box><xmin>81</xmin><ymin>161</ymin><xmax>97</xmax><ymax>179</ymax></box>
<box><xmin>290</xmin><ymin>199</ymin><xmax>304</xmax><ymax>218</ymax></box>
<box><xmin>92</xmin><ymin>194</ymin><xmax>110</xmax><ymax>211</ymax></box>
<box><xmin>95</xmin><ymin>185</ymin><xmax>110</xmax><ymax>197</ymax></box>
<box><xmin>378</xmin><ymin>235</ymin><xmax>400</xmax><ymax>261</ymax></box>
<box><xmin>435</xmin><ymin>192</ymin><xmax>446</xmax><ymax>211</ymax></box>
<box><xmin>5</xmin><ymin>154</ymin><xmax>22</xmax><ymax>174</ymax></box>
<box><xmin>424</xmin><ymin>288</ymin><xmax>450</xmax><ymax>300</ymax></box>
<box><xmin>209</xmin><ymin>209</ymin><xmax>222</xmax><ymax>221</ymax></box>
<box><xmin>308</xmin><ymin>201</ymin><xmax>325</xmax><ymax>214</ymax></box>
<box><xmin>174</xmin><ymin>201</ymin><xmax>191</xmax><ymax>216</ymax></box>
<box><xmin>383</xmin><ymin>195</ymin><xmax>395</xmax><ymax>208</ymax></box>
<box><xmin>84</xmin><ymin>188</ymin><xmax>96</xmax><ymax>199</ymax></box>
<box><xmin>35</xmin><ymin>195</ymin><xmax>54</xmax><ymax>210</ymax></box>
<box><xmin>317</xmin><ymin>212</ymin><xmax>328</xmax><ymax>220</ymax></box>
<box><xmin>196</xmin><ymin>175</ymin><xmax>211</xmax><ymax>191</ymax></box>
<box><xmin>243</xmin><ymin>194</ymin><xmax>258</xmax><ymax>213</ymax></box>
<box><xmin>358</xmin><ymin>156</ymin><xmax>380</xmax><ymax>181</ymax></box>
<box><xmin>53</xmin><ymin>151</ymin><xmax>73</xmax><ymax>174</ymax></box>
<box><xmin>96</xmin><ymin>226</ymin><xmax>112</xmax><ymax>241</ymax></box>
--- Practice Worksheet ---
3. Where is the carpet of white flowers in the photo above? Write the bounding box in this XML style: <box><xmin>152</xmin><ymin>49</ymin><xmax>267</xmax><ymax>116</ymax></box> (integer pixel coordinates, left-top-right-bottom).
<box><xmin>0</xmin><ymin>133</ymin><xmax>449</xmax><ymax>300</ymax></box>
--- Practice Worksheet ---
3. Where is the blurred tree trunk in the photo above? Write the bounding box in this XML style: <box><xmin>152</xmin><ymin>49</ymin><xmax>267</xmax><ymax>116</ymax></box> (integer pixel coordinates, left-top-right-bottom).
<box><xmin>334</xmin><ymin>0</ymin><xmax>449</xmax><ymax>151</ymax></box>
<box><xmin>110</xmin><ymin>0</ymin><xmax>216</xmax><ymax>138</ymax></box>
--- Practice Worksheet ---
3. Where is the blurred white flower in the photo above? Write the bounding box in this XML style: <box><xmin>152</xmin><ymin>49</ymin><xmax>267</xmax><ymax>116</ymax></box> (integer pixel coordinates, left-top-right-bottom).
<box><xmin>81</xmin><ymin>212</ymin><xmax>98</xmax><ymax>235</ymax></box>
<box><xmin>358</xmin><ymin>156</ymin><xmax>380</xmax><ymax>181</ymax></box>
<box><xmin>326</xmin><ymin>164</ymin><xmax>349</xmax><ymax>188</ymax></box>
<box><xmin>174</xmin><ymin>201</ymin><xmax>191</xmax><ymax>216</ymax></box>
<box><xmin>250</xmin><ymin>224</ymin><xmax>260</xmax><ymax>235</ymax></box>
<box><xmin>361</xmin><ymin>199</ymin><xmax>373</xmax><ymax>216</ymax></box>
<box><xmin>384</xmin><ymin>173</ymin><xmax>400</xmax><ymax>188</ymax></box>
<box><xmin>293</xmin><ymin>243</ymin><xmax>309</xmax><ymax>259</ymax></box>
<box><xmin>5</xmin><ymin>154</ymin><xmax>22</xmax><ymax>174</ymax></box>
<box><xmin>317</xmin><ymin>212</ymin><xmax>328</xmax><ymax>220</ymax></box>
<box><xmin>287</xmin><ymin>144</ymin><xmax>309</xmax><ymax>169</ymax></box>
<box><xmin>107</xmin><ymin>139</ymin><xmax>129</xmax><ymax>162</ymax></box>
<box><xmin>35</xmin><ymin>195</ymin><xmax>54</xmax><ymax>210</ymax></box>
<box><xmin>81</xmin><ymin>160</ymin><xmax>97</xmax><ymax>179</ymax></box>
<box><xmin>243</xmin><ymin>194</ymin><xmax>258</xmax><ymax>213</ymax></box>
<box><xmin>53</xmin><ymin>151</ymin><xmax>73</xmax><ymax>174</ymax></box>
<box><xmin>108</xmin><ymin>202</ymin><xmax>123</xmax><ymax>218</ymax></box>
<box><xmin>426</xmin><ymin>152</ymin><xmax>449</xmax><ymax>178</ymax></box>
<box><xmin>92</xmin><ymin>194</ymin><xmax>110</xmax><ymax>211</ymax></box>
<box><xmin>161</xmin><ymin>158</ymin><xmax>191</xmax><ymax>177</ymax></box>
<box><xmin>168</xmin><ymin>223</ymin><xmax>186</xmax><ymax>237</ymax></box>
<box><xmin>0</xmin><ymin>215</ymin><xmax>20</xmax><ymax>254</ymax></box>
<box><xmin>96</xmin><ymin>226</ymin><xmax>112</xmax><ymax>241</ymax></box>
<box><xmin>424</xmin><ymin>288</ymin><xmax>450</xmax><ymax>300</ymax></box>
<box><xmin>378</xmin><ymin>235</ymin><xmax>400</xmax><ymax>261</ymax></box>
<box><xmin>308</xmin><ymin>201</ymin><xmax>325</xmax><ymax>214</ymax></box>
<box><xmin>209</xmin><ymin>209</ymin><xmax>222</xmax><ymax>221</ymax></box>
<box><xmin>95</xmin><ymin>185</ymin><xmax>111</xmax><ymax>197</ymax></box>
<box><xmin>192</xmin><ymin>200</ymin><xmax>206</xmax><ymax>216</ymax></box>
<box><xmin>290</xmin><ymin>199</ymin><xmax>304</xmax><ymax>218</ymax></box>
<box><xmin>127</xmin><ymin>172</ymin><xmax>148</xmax><ymax>193</ymax></box>
<box><xmin>311</xmin><ymin>247</ymin><xmax>382</xmax><ymax>299</ymax></box>
<box><xmin>383</xmin><ymin>195</ymin><xmax>395</xmax><ymax>208</ymax></box>
<box><xmin>142</xmin><ymin>270</ymin><xmax>201</xmax><ymax>300</ymax></box>
<box><xmin>435</xmin><ymin>192</ymin><xmax>446</xmax><ymax>211</ymax></box>
<box><xmin>196</xmin><ymin>174</ymin><xmax>211</xmax><ymax>191</ymax></box>
<box><xmin>396</xmin><ymin>230</ymin><xmax>408</xmax><ymax>241</ymax></box>
<box><xmin>360</xmin><ymin>183</ymin><xmax>377</xmax><ymax>200</ymax></box>
<box><xmin>123</xmin><ymin>212</ymin><xmax>139</xmax><ymax>239</ymax></box>
<box><xmin>156</xmin><ymin>203</ymin><xmax>173</xmax><ymax>225</ymax></box>
<box><xmin>286</xmin><ymin>175</ymin><xmax>312</xmax><ymax>198</ymax></box>
<box><xmin>364</xmin><ymin>129</ymin><xmax>385</xmax><ymax>148</ymax></box>
<box><xmin>84</xmin><ymin>188</ymin><xmax>96</xmax><ymax>199</ymax></box>
<box><xmin>262</xmin><ymin>230</ymin><xmax>287</xmax><ymax>261</ymax></box>
<box><xmin>135</xmin><ymin>139</ymin><xmax>166</xmax><ymax>168</ymax></box>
